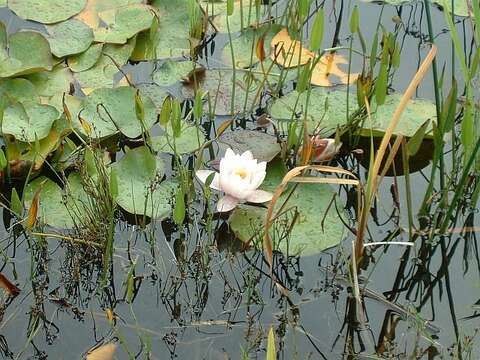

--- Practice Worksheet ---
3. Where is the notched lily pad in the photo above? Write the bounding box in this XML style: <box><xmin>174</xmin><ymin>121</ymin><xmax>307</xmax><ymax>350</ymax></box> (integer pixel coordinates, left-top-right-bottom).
<box><xmin>218</xmin><ymin>130</ymin><xmax>281</xmax><ymax>162</ymax></box>
<box><xmin>23</xmin><ymin>173</ymin><xmax>89</xmax><ymax>229</ymax></box>
<box><xmin>269</xmin><ymin>88</ymin><xmax>353</xmax><ymax>137</ymax></box>
<box><xmin>229</xmin><ymin>163</ymin><xmax>346</xmax><ymax>256</ymax></box>
<box><xmin>93</xmin><ymin>4</ymin><xmax>154</xmax><ymax>44</ymax></box>
<box><xmin>2</xmin><ymin>102</ymin><xmax>59</xmax><ymax>142</ymax></box>
<box><xmin>80</xmin><ymin>86</ymin><xmax>157</xmax><ymax>139</ymax></box>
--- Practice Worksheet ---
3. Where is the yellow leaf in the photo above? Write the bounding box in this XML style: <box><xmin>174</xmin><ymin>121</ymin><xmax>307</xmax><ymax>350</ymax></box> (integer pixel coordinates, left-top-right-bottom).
<box><xmin>26</xmin><ymin>189</ymin><xmax>41</xmax><ymax>230</ymax></box>
<box><xmin>270</xmin><ymin>28</ymin><xmax>314</xmax><ymax>68</ymax></box>
<box><xmin>86</xmin><ymin>343</ymin><xmax>117</xmax><ymax>360</ymax></box>
<box><xmin>310</xmin><ymin>53</ymin><xmax>359</xmax><ymax>87</ymax></box>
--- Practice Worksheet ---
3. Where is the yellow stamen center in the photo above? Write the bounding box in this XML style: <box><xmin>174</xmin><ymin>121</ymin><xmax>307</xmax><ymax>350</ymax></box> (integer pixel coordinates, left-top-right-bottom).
<box><xmin>234</xmin><ymin>168</ymin><xmax>248</xmax><ymax>179</ymax></box>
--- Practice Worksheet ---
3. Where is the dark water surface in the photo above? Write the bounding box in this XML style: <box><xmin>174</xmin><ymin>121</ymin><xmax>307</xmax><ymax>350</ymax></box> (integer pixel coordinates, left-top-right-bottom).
<box><xmin>0</xmin><ymin>1</ymin><xmax>479</xmax><ymax>359</ymax></box>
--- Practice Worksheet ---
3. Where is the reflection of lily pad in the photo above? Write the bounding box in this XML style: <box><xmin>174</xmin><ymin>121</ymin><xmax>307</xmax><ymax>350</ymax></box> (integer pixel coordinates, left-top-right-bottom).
<box><xmin>364</xmin><ymin>0</ymin><xmax>471</xmax><ymax>17</ymax></box>
<box><xmin>0</xmin><ymin>29</ymin><xmax>53</xmax><ymax>77</ymax></box>
<box><xmin>229</xmin><ymin>162</ymin><xmax>346</xmax><ymax>256</ymax></box>
<box><xmin>2</xmin><ymin>102</ymin><xmax>59</xmax><ymax>142</ymax></box>
<box><xmin>94</xmin><ymin>4</ymin><xmax>154</xmax><ymax>44</ymax></box>
<box><xmin>80</xmin><ymin>86</ymin><xmax>157</xmax><ymax>139</ymax></box>
<box><xmin>8</xmin><ymin>0</ymin><xmax>87</xmax><ymax>24</ymax></box>
<box><xmin>152</xmin><ymin>125</ymin><xmax>206</xmax><ymax>154</ymax></box>
<box><xmin>218</xmin><ymin>130</ymin><xmax>280</xmax><ymax>162</ymax></box>
<box><xmin>46</xmin><ymin>19</ymin><xmax>94</xmax><ymax>58</ymax></box>
<box><xmin>113</xmin><ymin>146</ymin><xmax>177</xmax><ymax>219</ymax></box>
<box><xmin>23</xmin><ymin>173</ymin><xmax>89</xmax><ymax>229</ymax></box>
<box><xmin>269</xmin><ymin>88</ymin><xmax>353</xmax><ymax>137</ymax></box>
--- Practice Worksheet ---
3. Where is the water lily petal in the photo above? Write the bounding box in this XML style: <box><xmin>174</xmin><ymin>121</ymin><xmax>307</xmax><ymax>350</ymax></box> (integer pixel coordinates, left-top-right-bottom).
<box><xmin>217</xmin><ymin>195</ymin><xmax>239</xmax><ymax>212</ymax></box>
<box><xmin>250</xmin><ymin>161</ymin><xmax>267</xmax><ymax>188</ymax></box>
<box><xmin>240</xmin><ymin>150</ymin><xmax>254</xmax><ymax>161</ymax></box>
<box><xmin>196</xmin><ymin>170</ymin><xmax>221</xmax><ymax>190</ymax></box>
<box><xmin>246</xmin><ymin>190</ymin><xmax>273</xmax><ymax>203</ymax></box>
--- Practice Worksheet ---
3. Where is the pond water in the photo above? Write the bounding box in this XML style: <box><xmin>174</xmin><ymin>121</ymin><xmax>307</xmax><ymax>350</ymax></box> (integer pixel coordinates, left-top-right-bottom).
<box><xmin>0</xmin><ymin>0</ymin><xmax>479</xmax><ymax>359</ymax></box>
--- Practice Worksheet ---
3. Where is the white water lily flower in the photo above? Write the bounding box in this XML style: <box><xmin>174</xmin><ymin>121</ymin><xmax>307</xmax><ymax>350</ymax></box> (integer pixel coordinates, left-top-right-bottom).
<box><xmin>196</xmin><ymin>148</ymin><xmax>273</xmax><ymax>212</ymax></box>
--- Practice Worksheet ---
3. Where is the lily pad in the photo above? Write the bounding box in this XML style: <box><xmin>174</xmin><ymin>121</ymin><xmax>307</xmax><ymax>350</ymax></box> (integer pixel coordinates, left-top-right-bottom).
<box><xmin>132</xmin><ymin>0</ymin><xmax>199</xmax><ymax>60</ymax></box>
<box><xmin>138</xmin><ymin>84</ymin><xmax>170</xmax><ymax>112</ymax></box>
<box><xmin>46</xmin><ymin>19</ymin><xmax>94</xmax><ymax>58</ymax></box>
<box><xmin>201</xmin><ymin>0</ymin><xmax>268</xmax><ymax>33</ymax></box>
<box><xmin>113</xmin><ymin>146</ymin><xmax>177</xmax><ymax>219</ymax></box>
<box><xmin>229</xmin><ymin>162</ymin><xmax>346</xmax><ymax>256</ymax></box>
<box><xmin>222</xmin><ymin>25</ymin><xmax>281</xmax><ymax>68</ymax></box>
<box><xmin>182</xmin><ymin>70</ymin><xmax>258</xmax><ymax>116</ymax></box>
<box><xmin>368</xmin><ymin>0</ymin><xmax>471</xmax><ymax>17</ymax></box>
<box><xmin>80</xmin><ymin>86</ymin><xmax>157</xmax><ymax>139</ymax></box>
<box><xmin>25</xmin><ymin>65</ymin><xmax>74</xmax><ymax>111</ymax></box>
<box><xmin>23</xmin><ymin>173</ymin><xmax>90</xmax><ymax>229</ymax></box>
<box><xmin>152</xmin><ymin>125</ymin><xmax>206</xmax><ymax>155</ymax></box>
<box><xmin>2</xmin><ymin>102</ymin><xmax>59</xmax><ymax>142</ymax></box>
<box><xmin>269</xmin><ymin>88</ymin><xmax>354</xmax><ymax>137</ymax></box>
<box><xmin>74</xmin><ymin>37</ymin><xmax>136</xmax><ymax>92</ymax></box>
<box><xmin>8</xmin><ymin>0</ymin><xmax>87</xmax><ymax>24</ymax></box>
<box><xmin>360</xmin><ymin>94</ymin><xmax>437</xmax><ymax>137</ymax></box>
<box><xmin>153</xmin><ymin>60</ymin><xmax>197</xmax><ymax>87</ymax></box>
<box><xmin>218</xmin><ymin>130</ymin><xmax>281</xmax><ymax>162</ymax></box>
<box><xmin>0</xmin><ymin>30</ymin><xmax>53</xmax><ymax>77</ymax></box>
<box><xmin>67</xmin><ymin>43</ymin><xmax>104</xmax><ymax>72</ymax></box>
<box><xmin>93</xmin><ymin>4</ymin><xmax>154</xmax><ymax>44</ymax></box>
<box><xmin>0</xmin><ymin>78</ymin><xmax>38</xmax><ymax>103</ymax></box>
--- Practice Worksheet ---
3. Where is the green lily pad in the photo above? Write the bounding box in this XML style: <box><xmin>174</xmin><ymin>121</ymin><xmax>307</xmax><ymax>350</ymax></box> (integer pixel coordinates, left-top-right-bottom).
<box><xmin>132</xmin><ymin>0</ymin><xmax>198</xmax><ymax>60</ymax></box>
<box><xmin>0</xmin><ymin>30</ymin><xmax>53</xmax><ymax>77</ymax></box>
<box><xmin>359</xmin><ymin>94</ymin><xmax>437</xmax><ymax>137</ymax></box>
<box><xmin>229</xmin><ymin>161</ymin><xmax>346</xmax><ymax>256</ymax></box>
<box><xmin>2</xmin><ymin>102</ymin><xmax>59</xmax><ymax>142</ymax></box>
<box><xmin>74</xmin><ymin>37</ymin><xmax>136</xmax><ymax>91</ymax></box>
<box><xmin>218</xmin><ymin>130</ymin><xmax>281</xmax><ymax>162</ymax></box>
<box><xmin>201</xmin><ymin>0</ymin><xmax>268</xmax><ymax>33</ymax></box>
<box><xmin>23</xmin><ymin>173</ymin><xmax>90</xmax><ymax>229</ymax></box>
<box><xmin>80</xmin><ymin>86</ymin><xmax>157</xmax><ymax>139</ymax></box>
<box><xmin>153</xmin><ymin>60</ymin><xmax>197</xmax><ymax>86</ymax></box>
<box><xmin>269</xmin><ymin>88</ymin><xmax>354</xmax><ymax>137</ymax></box>
<box><xmin>113</xmin><ymin>146</ymin><xmax>177</xmax><ymax>219</ymax></box>
<box><xmin>138</xmin><ymin>84</ymin><xmax>170</xmax><ymax>112</ymax></box>
<box><xmin>0</xmin><ymin>78</ymin><xmax>38</xmax><ymax>103</ymax></box>
<box><xmin>93</xmin><ymin>4</ymin><xmax>154</xmax><ymax>44</ymax></box>
<box><xmin>8</xmin><ymin>0</ymin><xmax>87</xmax><ymax>24</ymax></box>
<box><xmin>182</xmin><ymin>70</ymin><xmax>259</xmax><ymax>116</ymax></box>
<box><xmin>25</xmin><ymin>65</ymin><xmax>74</xmax><ymax>111</ymax></box>
<box><xmin>152</xmin><ymin>125</ymin><xmax>206</xmax><ymax>155</ymax></box>
<box><xmin>46</xmin><ymin>19</ymin><xmax>94</xmax><ymax>58</ymax></box>
<box><xmin>67</xmin><ymin>43</ymin><xmax>104</xmax><ymax>72</ymax></box>
<box><xmin>222</xmin><ymin>25</ymin><xmax>281</xmax><ymax>68</ymax></box>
